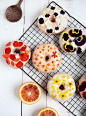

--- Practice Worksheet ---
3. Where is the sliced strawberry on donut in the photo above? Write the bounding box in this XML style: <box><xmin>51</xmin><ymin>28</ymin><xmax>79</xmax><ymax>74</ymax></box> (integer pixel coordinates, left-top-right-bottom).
<box><xmin>11</xmin><ymin>61</ymin><xmax>15</xmax><ymax>66</ymax></box>
<box><xmin>13</xmin><ymin>41</ymin><xmax>19</xmax><ymax>47</ymax></box>
<box><xmin>16</xmin><ymin>61</ymin><xmax>23</xmax><ymax>68</ymax></box>
<box><xmin>5</xmin><ymin>47</ymin><xmax>11</xmax><ymax>54</ymax></box>
<box><xmin>10</xmin><ymin>54</ymin><xmax>16</xmax><ymax>60</ymax></box>
<box><xmin>20</xmin><ymin>53</ymin><xmax>29</xmax><ymax>61</ymax></box>
<box><xmin>6</xmin><ymin>58</ymin><xmax>10</xmax><ymax>64</ymax></box>
<box><xmin>20</xmin><ymin>45</ymin><xmax>27</xmax><ymax>51</ymax></box>
<box><xmin>18</xmin><ymin>42</ymin><xmax>23</xmax><ymax>47</ymax></box>
<box><xmin>6</xmin><ymin>42</ymin><xmax>11</xmax><ymax>46</ymax></box>
<box><xmin>2</xmin><ymin>54</ymin><xmax>10</xmax><ymax>58</ymax></box>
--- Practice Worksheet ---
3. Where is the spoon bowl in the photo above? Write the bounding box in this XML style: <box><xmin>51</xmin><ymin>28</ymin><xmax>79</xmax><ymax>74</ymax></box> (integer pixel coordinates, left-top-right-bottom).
<box><xmin>6</xmin><ymin>0</ymin><xmax>23</xmax><ymax>22</ymax></box>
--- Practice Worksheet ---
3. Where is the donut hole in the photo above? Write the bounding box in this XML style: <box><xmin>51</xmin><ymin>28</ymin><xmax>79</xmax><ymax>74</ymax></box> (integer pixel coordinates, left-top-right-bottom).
<box><xmin>82</xmin><ymin>91</ymin><xmax>86</xmax><ymax>100</ymax></box>
<box><xmin>78</xmin><ymin>81</ymin><xmax>86</xmax><ymax>92</ymax></box>
<box><xmin>45</xmin><ymin>55</ymin><xmax>50</xmax><ymax>62</ymax></box>
<box><xmin>14</xmin><ymin>49</ymin><xmax>20</xmax><ymax>54</ymax></box>
<box><xmin>59</xmin><ymin>84</ymin><xmax>65</xmax><ymax>90</ymax></box>
<box><xmin>50</xmin><ymin>16</ymin><xmax>56</xmax><ymax>23</ymax></box>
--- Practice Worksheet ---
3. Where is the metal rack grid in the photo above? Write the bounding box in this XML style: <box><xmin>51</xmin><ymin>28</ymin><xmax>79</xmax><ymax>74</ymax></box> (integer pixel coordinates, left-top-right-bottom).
<box><xmin>19</xmin><ymin>1</ymin><xmax>86</xmax><ymax>116</ymax></box>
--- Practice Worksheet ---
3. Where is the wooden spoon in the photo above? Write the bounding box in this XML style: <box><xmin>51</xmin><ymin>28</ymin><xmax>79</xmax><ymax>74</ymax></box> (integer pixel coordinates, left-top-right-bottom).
<box><xmin>5</xmin><ymin>0</ymin><xmax>23</xmax><ymax>22</ymax></box>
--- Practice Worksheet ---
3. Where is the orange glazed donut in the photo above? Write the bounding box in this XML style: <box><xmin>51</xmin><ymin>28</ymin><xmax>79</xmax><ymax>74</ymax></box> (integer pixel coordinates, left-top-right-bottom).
<box><xmin>2</xmin><ymin>41</ymin><xmax>31</xmax><ymax>68</ymax></box>
<box><xmin>32</xmin><ymin>44</ymin><xmax>61</xmax><ymax>73</ymax></box>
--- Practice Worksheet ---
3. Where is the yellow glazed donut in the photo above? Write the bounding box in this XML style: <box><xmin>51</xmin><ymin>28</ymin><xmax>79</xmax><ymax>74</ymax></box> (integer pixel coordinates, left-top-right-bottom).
<box><xmin>78</xmin><ymin>75</ymin><xmax>86</xmax><ymax>100</ymax></box>
<box><xmin>47</xmin><ymin>72</ymin><xmax>76</xmax><ymax>102</ymax></box>
<box><xmin>38</xmin><ymin>6</ymin><xmax>68</xmax><ymax>34</ymax></box>
<box><xmin>32</xmin><ymin>44</ymin><xmax>61</xmax><ymax>73</ymax></box>
<box><xmin>2</xmin><ymin>40</ymin><xmax>31</xmax><ymax>68</ymax></box>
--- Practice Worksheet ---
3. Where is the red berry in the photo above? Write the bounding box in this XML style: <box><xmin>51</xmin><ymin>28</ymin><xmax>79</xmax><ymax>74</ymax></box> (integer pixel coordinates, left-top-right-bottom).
<box><xmin>20</xmin><ymin>45</ymin><xmax>27</xmax><ymax>51</ymax></box>
<box><xmin>20</xmin><ymin>53</ymin><xmax>29</xmax><ymax>61</ymax></box>
<box><xmin>5</xmin><ymin>47</ymin><xmax>11</xmax><ymax>54</ymax></box>
<box><xmin>13</xmin><ymin>41</ymin><xmax>18</xmax><ymax>47</ymax></box>
<box><xmin>16</xmin><ymin>61</ymin><xmax>23</xmax><ymax>68</ymax></box>
<box><xmin>10</xmin><ymin>54</ymin><xmax>16</xmax><ymax>60</ymax></box>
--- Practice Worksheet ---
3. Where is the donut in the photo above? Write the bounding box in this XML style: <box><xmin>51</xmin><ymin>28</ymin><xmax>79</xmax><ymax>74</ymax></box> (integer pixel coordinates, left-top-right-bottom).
<box><xmin>32</xmin><ymin>44</ymin><xmax>61</xmax><ymax>73</ymax></box>
<box><xmin>2</xmin><ymin>40</ymin><xmax>31</xmax><ymax>68</ymax></box>
<box><xmin>59</xmin><ymin>28</ymin><xmax>86</xmax><ymax>55</ymax></box>
<box><xmin>47</xmin><ymin>72</ymin><xmax>76</xmax><ymax>102</ymax></box>
<box><xmin>38</xmin><ymin>6</ymin><xmax>68</xmax><ymax>34</ymax></box>
<box><xmin>78</xmin><ymin>75</ymin><xmax>86</xmax><ymax>100</ymax></box>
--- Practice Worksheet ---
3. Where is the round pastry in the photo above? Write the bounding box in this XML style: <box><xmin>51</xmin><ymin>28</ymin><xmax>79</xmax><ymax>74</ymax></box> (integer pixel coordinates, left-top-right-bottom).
<box><xmin>59</xmin><ymin>28</ymin><xmax>86</xmax><ymax>55</ymax></box>
<box><xmin>47</xmin><ymin>72</ymin><xmax>76</xmax><ymax>102</ymax></box>
<box><xmin>2</xmin><ymin>40</ymin><xmax>31</xmax><ymax>68</ymax></box>
<box><xmin>78</xmin><ymin>75</ymin><xmax>86</xmax><ymax>100</ymax></box>
<box><xmin>32</xmin><ymin>44</ymin><xmax>61</xmax><ymax>73</ymax></box>
<box><xmin>38</xmin><ymin>6</ymin><xmax>68</xmax><ymax>34</ymax></box>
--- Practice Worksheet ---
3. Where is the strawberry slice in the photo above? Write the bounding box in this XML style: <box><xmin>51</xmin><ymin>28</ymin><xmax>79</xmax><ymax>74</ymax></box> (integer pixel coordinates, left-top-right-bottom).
<box><xmin>6</xmin><ymin>58</ymin><xmax>10</xmax><ymax>64</ymax></box>
<box><xmin>10</xmin><ymin>54</ymin><xmax>16</xmax><ymax>60</ymax></box>
<box><xmin>5</xmin><ymin>47</ymin><xmax>11</xmax><ymax>54</ymax></box>
<box><xmin>13</xmin><ymin>41</ymin><xmax>23</xmax><ymax>47</ymax></box>
<box><xmin>20</xmin><ymin>53</ymin><xmax>29</xmax><ymax>61</ymax></box>
<box><xmin>18</xmin><ymin>42</ymin><xmax>23</xmax><ymax>47</ymax></box>
<box><xmin>16</xmin><ymin>61</ymin><xmax>23</xmax><ymax>68</ymax></box>
<box><xmin>6</xmin><ymin>42</ymin><xmax>11</xmax><ymax>46</ymax></box>
<box><xmin>20</xmin><ymin>45</ymin><xmax>27</xmax><ymax>51</ymax></box>
<box><xmin>2</xmin><ymin>54</ymin><xmax>10</xmax><ymax>58</ymax></box>
<box><xmin>13</xmin><ymin>41</ymin><xmax>18</xmax><ymax>47</ymax></box>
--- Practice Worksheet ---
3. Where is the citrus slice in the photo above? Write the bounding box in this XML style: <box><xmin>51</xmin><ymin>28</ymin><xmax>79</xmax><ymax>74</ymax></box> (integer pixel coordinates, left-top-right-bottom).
<box><xmin>19</xmin><ymin>82</ymin><xmax>42</xmax><ymax>105</ymax></box>
<box><xmin>37</xmin><ymin>107</ymin><xmax>59</xmax><ymax>116</ymax></box>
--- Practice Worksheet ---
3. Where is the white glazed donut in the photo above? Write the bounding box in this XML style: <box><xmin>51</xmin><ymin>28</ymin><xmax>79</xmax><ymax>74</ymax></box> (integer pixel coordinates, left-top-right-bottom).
<box><xmin>47</xmin><ymin>72</ymin><xmax>76</xmax><ymax>102</ymax></box>
<box><xmin>32</xmin><ymin>44</ymin><xmax>61</xmax><ymax>73</ymax></box>
<box><xmin>38</xmin><ymin>6</ymin><xmax>68</xmax><ymax>34</ymax></box>
<box><xmin>78</xmin><ymin>75</ymin><xmax>86</xmax><ymax>100</ymax></box>
<box><xmin>2</xmin><ymin>40</ymin><xmax>31</xmax><ymax>68</ymax></box>
<box><xmin>59</xmin><ymin>28</ymin><xmax>86</xmax><ymax>55</ymax></box>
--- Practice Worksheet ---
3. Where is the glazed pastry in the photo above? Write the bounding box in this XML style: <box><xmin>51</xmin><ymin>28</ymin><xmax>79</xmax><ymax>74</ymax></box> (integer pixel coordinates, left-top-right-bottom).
<box><xmin>59</xmin><ymin>28</ymin><xmax>86</xmax><ymax>55</ymax></box>
<box><xmin>38</xmin><ymin>6</ymin><xmax>68</xmax><ymax>34</ymax></box>
<box><xmin>2</xmin><ymin>41</ymin><xmax>31</xmax><ymax>68</ymax></box>
<box><xmin>78</xmin><ymin>75</ymin><xmax>86</xmax><ymax>100</ymax></box>
<box><xmin>47</xmin><ymin>72</ymin><xmax>76</xmax><ymax>102</ymax></box>
<box><xmin>32</xmin><ymin>44</ymin><xmax>61</xmax><ymax>73</ymax></box>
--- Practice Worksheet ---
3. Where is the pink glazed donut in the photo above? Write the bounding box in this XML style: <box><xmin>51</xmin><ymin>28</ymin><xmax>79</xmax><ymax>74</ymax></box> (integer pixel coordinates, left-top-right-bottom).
<box><xmin>32</xmin><ymin>44</ymin><xmax>61</xmax><ymax>73</ymax></box>
<box><xmin>38</xmin><ymin>6</ymin><xmax>68</xmax><ymax>34</ymax></box>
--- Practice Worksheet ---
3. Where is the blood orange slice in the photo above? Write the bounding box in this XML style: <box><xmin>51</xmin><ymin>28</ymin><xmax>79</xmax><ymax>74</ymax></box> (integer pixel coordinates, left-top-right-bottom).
<box><xmin>37</xmin><ymin>107</ymin><xmax>59</xmax><ymax>116</ymax></box>
<box><xmin>19</xmin><ymin>82</ymin><xmax>42</xmax><ymax>105</ymax></box>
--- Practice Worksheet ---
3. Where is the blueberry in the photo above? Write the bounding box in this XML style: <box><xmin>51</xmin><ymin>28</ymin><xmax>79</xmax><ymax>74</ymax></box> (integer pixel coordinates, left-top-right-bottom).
<box><xmin>45</xmin><ymin>14</ymin><xmax>50</xmax><ymax>18</ymax></box>
<box><xmin>46</xmin><ymin>29</ymin><xmax>53</xmax><ymax>33</ymax></box>
<box><xmin>39</xmin><ymin>18</ymin><xmax>44</xmax><ymax>24</ymax></box>
<box><xmin>60</xmin><ymin>10</ymin><xmax>65</xmax><ymax>15</ymax></box>
<box><xmin>55</xmin><ymin>26</ymin><xmax>59</xmax><ymax>30</ymax></box>
<box><xmin>51</xmin><ymin>6</ymin><xmax>55</xmax><ymax>10</ymax></box>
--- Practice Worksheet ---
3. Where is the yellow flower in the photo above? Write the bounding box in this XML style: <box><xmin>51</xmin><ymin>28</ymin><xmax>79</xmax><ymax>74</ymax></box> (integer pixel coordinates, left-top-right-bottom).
<box><xmin>72</xmin><ymin>88</ymin><xmax>74</xmax><ymax>90</ymax></box>
<box><xmin>69</xmin><ymin>89</ymin><xmax>72</xmax><ymax>91</ymax></box>
<box><xmin>52</xmin><ymin>94</ymin><xmax>57</xmax><ymax>98</ymax></box>
<box><xmin>67</xmin><ymin>75</ymin><xmax>70</xmax><ymax>79</ymax></box>
<box><xmin>52</xmin><ymin>90</ymin><xmax>55</xmax><ymax>93</ymax></box>
<box><xmin>57</xmin><ymin>87</ymin><xmax>59</xmax><ymax>94</ymax></box>
<box><xmin>67</xmin><ymin>81</ymin><xmax>73</xmax><ymax>88</ymax></box>
<box><xmin>59</xmin><ymin>92</ymin><xmax>68</xmax><ymax>100</ymax></box>
<box><xmin>69</xmin><ymin>93</ymin><xmax>73</xmax><ymax>96</ymax></box>
<box><xmin>53</xmin><ymin>77</ymin><xmax>61</xmax><ymax>85</ymax></box>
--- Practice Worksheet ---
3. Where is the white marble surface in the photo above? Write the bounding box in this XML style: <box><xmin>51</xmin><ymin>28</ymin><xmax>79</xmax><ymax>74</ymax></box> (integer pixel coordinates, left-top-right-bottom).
<box><xmin>0</xmin><ymin>0</ymin><xmax>86</xmax><ymax>116</ymax></box>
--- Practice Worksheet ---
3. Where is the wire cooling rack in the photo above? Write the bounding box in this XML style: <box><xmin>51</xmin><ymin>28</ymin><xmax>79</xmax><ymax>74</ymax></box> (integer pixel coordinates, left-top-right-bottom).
<box><xmin>19</xmin><ymin>1</ymin><xmax>86</xmax><ymax>116</ymax></box>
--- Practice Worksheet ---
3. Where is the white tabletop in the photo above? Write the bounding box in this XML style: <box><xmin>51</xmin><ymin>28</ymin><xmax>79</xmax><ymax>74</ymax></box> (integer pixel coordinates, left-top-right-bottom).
<box><xmin>0</xmin><ymin>0</ymin><xmax>86</xmax><ymax>116</ymax></box>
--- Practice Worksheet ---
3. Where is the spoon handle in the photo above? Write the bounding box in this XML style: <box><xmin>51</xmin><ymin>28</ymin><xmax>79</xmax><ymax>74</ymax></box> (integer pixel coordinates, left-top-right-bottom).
<box><xmin>17</xmin><ymin>0</ymin><xmax>23</xmax><ymax>7</ymax></box>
